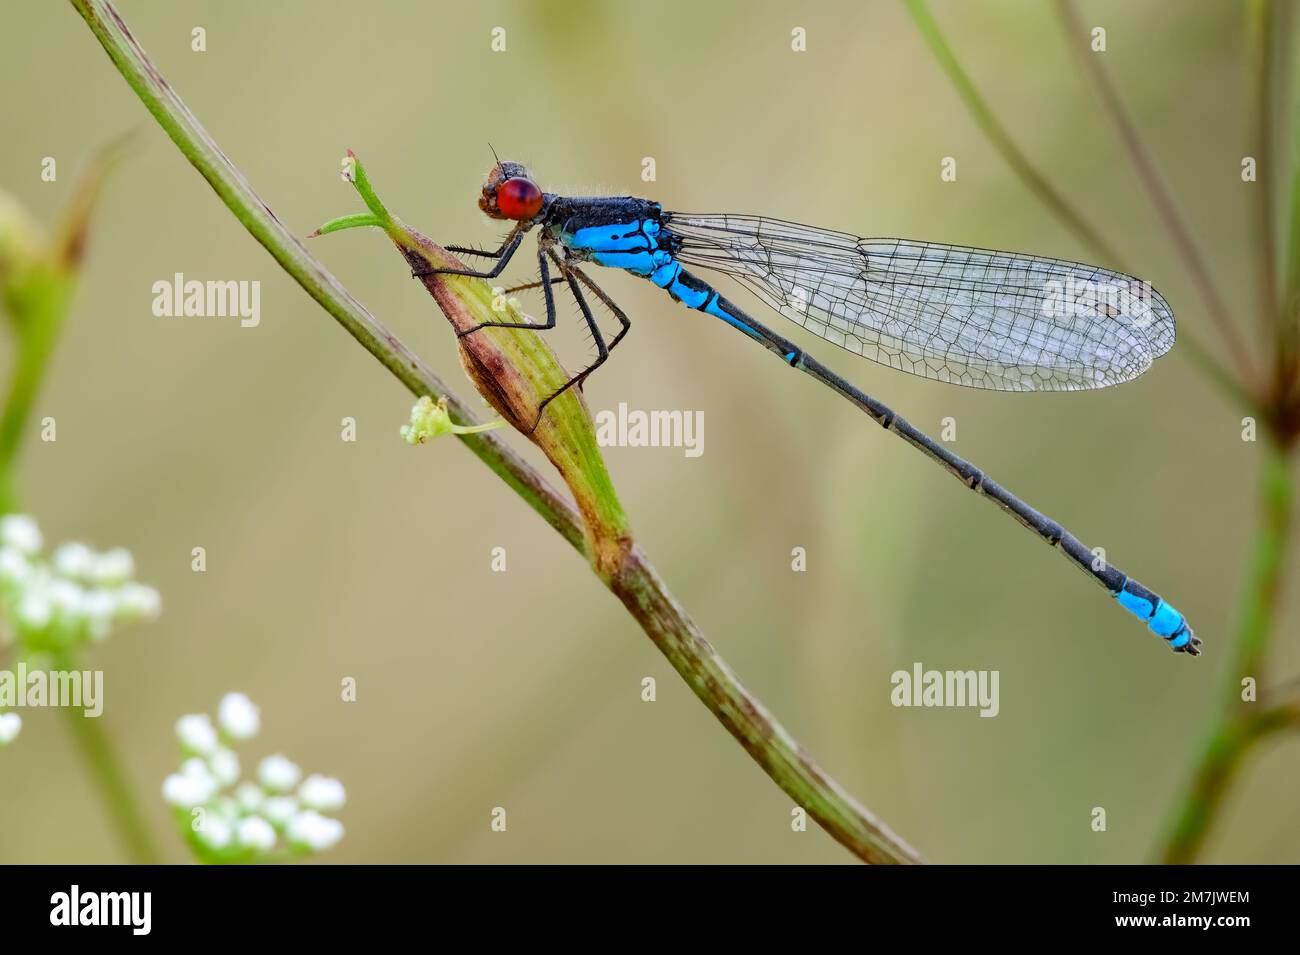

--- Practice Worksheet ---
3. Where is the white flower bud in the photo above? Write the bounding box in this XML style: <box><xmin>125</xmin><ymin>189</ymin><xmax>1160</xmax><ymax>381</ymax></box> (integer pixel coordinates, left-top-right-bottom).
<box><xmin>175</xmin><ymin>714</ymin><xmax>219</xmax><ymax>756</ymax></box>
<box><xmin>15</xmin><ymin>591</ymin><xmax>52</xmax><ymax>629</ymax></box>
<box><xmin>261</xmin><ymin>796</ymin><xmax>299</xmax><ymax>827</ymax></box>
<box><xmin>208</xmin><ymin>747</ymin><xmax>240</xmax><ymax>787</ymax></box>
<box><xmin>234</xmin><ymin>781</ymin><xmax>265</xmax><ymax>812</ymax></box>
<box><xmin>258</xmin><ymin>754</ymin><xmax>301</xmax><ymax>793</ymax></box>
<box><xmin>0</xmin><ymin>547</ymin><xmax>32</xmax><ymax>585</ymax></box>
<box><xmin>211</xmin><ymin>795</ymin><xmax>240</xmax><ymax>822</ymax></box>
<box><xmin>236</xmin><ymin>815</ymin><xmax>277</xmax><ymax>853</ymax></box>
<box><xmin>82</xmin><ymin>588</ymin><xmax>117</xmax><ymax>642</ymax></box>
<box><xmin>181</xmin><ymin>756</ymin><xmax>215</xmax><ymax>780</ymax></box>
<box><xmin>90</xmin><ymin>547</ymin><xmax>135</xmax><ymax>585</ymax></box>
<box><xmin>0</xmin><ymin>712</ymin><xmax>21</xmax><ymax>745</ymax></box>
<box><xmin>195</xmin><ymin>814</ymin><xmax>233</xmax><ymax>851</ymax></box>
<box><xmin>162</xmin><ymin>771</ymin><xmax>216</xmax><ymax>808</ymax></box>
<box><xmin>52</xmin><ymin>542</ymin><xmax>95</xmax><ymax>580</ymax></box>
<box><xmin>286</xmin><ymin>810</ymin><xmax>344</xmax><ymax>852</ymax></box>
<box><xmin>47</xmin><ymin>578</ymin><xmax>84</xmax><ymax>615</ymax></box>
<box><xmin>114</xmin><ymin>582</ymin><xmax>161</xmax><ymax>621</ymax></box>
<box><xmin>298</xmin><ymin>774</ymin><xmax>346</xmax><ymax>812</ymax></box>
<box><xmin>0</xmin><ymin>515</ymin><xmax>42</xmax><ymax>555</ymax></box>
<box><xmin>217</xmin><ymin>692</ymin><xmax>260</xmax><ymax>740</ymax></box>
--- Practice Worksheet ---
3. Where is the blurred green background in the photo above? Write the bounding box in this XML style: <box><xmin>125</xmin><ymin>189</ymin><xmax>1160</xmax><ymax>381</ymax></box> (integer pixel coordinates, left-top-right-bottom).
<box><xmin>2</xmin><ymin>0</ymin><xmax>1297</xmax><ymax>863</ymax></box>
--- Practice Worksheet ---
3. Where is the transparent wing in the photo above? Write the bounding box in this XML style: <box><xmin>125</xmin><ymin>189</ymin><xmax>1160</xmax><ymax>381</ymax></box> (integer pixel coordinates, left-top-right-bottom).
<box><xmin>663</xmin><ymin>212</ymin><xmax>1175</xmax><ymax>391</ymax></box>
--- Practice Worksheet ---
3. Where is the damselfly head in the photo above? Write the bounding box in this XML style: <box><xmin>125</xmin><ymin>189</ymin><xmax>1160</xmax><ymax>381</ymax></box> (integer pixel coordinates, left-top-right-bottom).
<box><xmin>479</xmin><ymin>161</ymin><xmax>543</xmax><ymax>221</ymax></box>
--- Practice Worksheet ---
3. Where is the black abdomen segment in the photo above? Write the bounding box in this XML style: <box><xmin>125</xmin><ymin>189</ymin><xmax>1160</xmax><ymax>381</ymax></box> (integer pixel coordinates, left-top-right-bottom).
<box><xmin>654</xmin><ymin>267</ymin><xmax>1198</xmax><ymax>655</ymax></box>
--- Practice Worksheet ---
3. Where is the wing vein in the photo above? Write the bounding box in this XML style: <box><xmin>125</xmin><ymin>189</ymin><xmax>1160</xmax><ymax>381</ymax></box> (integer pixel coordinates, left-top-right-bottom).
<box><xmin>664</xmin><ymin>212</ymin><xmax>1175</xmax><ymax>391</ymax></box>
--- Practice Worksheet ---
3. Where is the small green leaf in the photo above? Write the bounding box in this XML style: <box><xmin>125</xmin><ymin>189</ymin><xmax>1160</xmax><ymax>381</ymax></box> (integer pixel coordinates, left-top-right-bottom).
<box><xmin>307</xmin><ymin>213</ymin><xmax>384</xmax><ymax>238</ymax></box>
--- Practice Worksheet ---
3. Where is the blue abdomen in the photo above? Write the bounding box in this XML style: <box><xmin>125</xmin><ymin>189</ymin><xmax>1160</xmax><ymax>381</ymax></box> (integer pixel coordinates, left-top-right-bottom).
<box><xmin>1114</xmin><ymin>579</ymin><xmax>1194</xmax><ymax>649</ymax></box>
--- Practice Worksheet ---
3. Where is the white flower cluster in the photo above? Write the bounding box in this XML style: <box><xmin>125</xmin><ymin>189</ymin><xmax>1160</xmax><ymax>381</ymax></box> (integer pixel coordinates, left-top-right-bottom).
<box><xmin>0</xmin><ymin>514</ymin><xmax>160</xmax><ymax>747</ymax></box>
<box><xmin>0</xmin><ymin>514</ymin><xmax>161</xmax><ymax>651</ymax></box>
<box><xmin>163</xmin><ymin>693</ymin><xmax>346</xmax><ymax>860</ymax></box>
<box><xmin>0</xmin><ymin>711</ymin><xmax>20</xmax><ymax>746</ymax></box>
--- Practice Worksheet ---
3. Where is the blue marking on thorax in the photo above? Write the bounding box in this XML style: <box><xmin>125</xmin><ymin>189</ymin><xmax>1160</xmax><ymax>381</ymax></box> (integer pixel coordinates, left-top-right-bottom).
<box><xmin>592</xmin><ymin>249</ymin><xmax>670</xmax><ymax>274</ymax></box>
<box><xmin>570</xmin><ymin>221</ymin><xmax>653</xmax><ymax>253</ymax></box>
<box><xmin>568</xmin><ymin>223</ymin><xmax>770</xmax><ymax>348</ymax></box>
<box><xmin>567</xmin><ymin>219</ymin><xmax>670</xmax><ymax>277</ymax></box>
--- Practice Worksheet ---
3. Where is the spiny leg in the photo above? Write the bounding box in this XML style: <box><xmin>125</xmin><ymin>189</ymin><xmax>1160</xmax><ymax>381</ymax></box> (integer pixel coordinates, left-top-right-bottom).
<box><xmin>444</xmin><ymin>244</ymin><xmax>629</xmax><ymax>434</ymax></box>
<box><xmin>412</xmin><ymin>225</ymin><xmax>525</xmax><ymax>280</ymax></box>
<box><xmin>456</xmin><ymin>244</ymin><xmax>559</xmax><ymax>337</ymax></box>
<box><xmin>445</xmin><ymin>230</ymin><xmax>520</xmax><ymax>259</ymax></box>
<box><xmin>569</xmin><ymin>265</ymin><xmax>632</xmax><ymax>354</ymax></box>
<box><xmin>501</xmin><ymin>276</ymin><xmax>566</xmax><ymax>295</ymax></box>
<box><xmin>529</xmin><ymin>251</ymin><xmax>612</xmax><ymax>433</ymax></box>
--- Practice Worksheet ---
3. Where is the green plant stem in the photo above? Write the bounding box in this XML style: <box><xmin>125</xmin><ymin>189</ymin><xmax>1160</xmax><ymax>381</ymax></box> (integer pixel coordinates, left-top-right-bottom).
<box><xmin>0</xmin><ymin>271</ymin><xmax>72</xmax><ymax>509</ymax></box>
<box><xmin>48</xmin><ymin>651</ymin><xmax>160</xmax><ymax>864</ymax></box>
<box><xmin>70</xmin><ymin>0</ymin><xmax>923</xmax><ymax>864</ymax></box>
<box><xmin>1159</xmin><ymin>443</ymin><xmax>1295</xmax><ymax>863</ymax></box>
<box><xmin>902</xmin><ymin>0</ymin><xmax>1250</xmax><ymax>412</ymax></box>
<box><xmin>608</xmin><ymin>547</ymin><xmax>919</xmax><ymax>863</ymax></box>
<box><xmin>1054</xmin><ymin>0</ymin><xmax>1259</xmax><ymax>390</ymax></box>
<box><xmin>1278</xmin><ymin>0</ymin><xmax>1300</xmax><ymax>406</ymax></box>
<box><xmin>1249</xmin><ymin>0</ymin><xmax>1282</xmax><ymax>349</ymax></box>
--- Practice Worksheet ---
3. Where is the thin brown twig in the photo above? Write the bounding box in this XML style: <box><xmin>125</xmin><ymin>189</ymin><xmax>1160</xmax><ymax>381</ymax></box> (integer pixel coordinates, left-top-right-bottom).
<box><xmin>1250</xmin><ymin>0</ymin><xmax>1282</xmax><ymax>352</ymax></box>
<box><xmin>1055</xmin><ymin>0</ymin><xmax>1261</xmax><ymax>391</ymax></box>
<box><xmin>902</xmin><ymin>0</ymin><xmax>1248</xmax><ymax>410</ymax></box>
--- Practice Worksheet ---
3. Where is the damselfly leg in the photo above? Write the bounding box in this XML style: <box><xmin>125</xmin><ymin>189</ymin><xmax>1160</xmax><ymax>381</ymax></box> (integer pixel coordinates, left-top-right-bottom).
<box><xmin>570</xmin><ymin>265</ymin><xmax>632</xmax><ymax>354</ymax></box>
<box><xmin>452</xmin><ymin>245</ymin><xmax>559</xmax><ymax>337</ymax></box>
<box><xmin>526</xmin><ymin>250</ymin><xmax>618</xmax><ymax>432</ymax></box>
<box><xmin>500</xmin><ymin>276</ymin><xmax>566</xmax><ymax>295</ymax></box>
<box><xmin>411</xmin><ymin>224</ymin><xmax>525</xmax><ymax>280</ymax></box>
<box><xmin>429</xmin><ymin>232</ymin><xmax>632</xmax><ymax>433</ymax></box>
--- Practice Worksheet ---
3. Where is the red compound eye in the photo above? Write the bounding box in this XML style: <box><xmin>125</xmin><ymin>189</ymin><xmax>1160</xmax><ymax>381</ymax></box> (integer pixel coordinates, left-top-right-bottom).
<box><xmin>495</xmin><ymin>177</ymin><xmax>543</xmax><ymax>220</ymax></box>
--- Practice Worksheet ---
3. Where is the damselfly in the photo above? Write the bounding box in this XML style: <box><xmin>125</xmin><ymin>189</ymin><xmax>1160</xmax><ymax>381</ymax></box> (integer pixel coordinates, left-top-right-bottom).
<box><xmin>419</xmin><ymin>161</ymin><xmax>1198</xmax><ymax>655</ymax></box>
